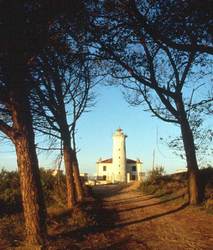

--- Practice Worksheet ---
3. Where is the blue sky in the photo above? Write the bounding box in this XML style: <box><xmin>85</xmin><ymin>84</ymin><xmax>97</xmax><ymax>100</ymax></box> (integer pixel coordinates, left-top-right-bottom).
<box><xmin>0</xmin><ymin>84</ymin><xmax>211</xmax><ymax>175</ymax></box>
<box><xmin>76</xmin><ymin>85</ymin><xmax>186</xmax><ymax>174</ymax></box>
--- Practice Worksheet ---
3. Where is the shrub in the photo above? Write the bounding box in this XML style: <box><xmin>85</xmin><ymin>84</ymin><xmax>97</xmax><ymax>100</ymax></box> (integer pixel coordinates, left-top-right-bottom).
<box><xmin>39</xmin><ymin>168</ymin><xmax>66</xmax><ymax>206</ymax></box>
<box><xmin>141</xmin><ymin>182</ymin><xmax>157</xmax><ymax>194</ymax></box>
<box><xmin>0</xmin><ymin>168</ymin><xmax>67</xmax><ymax>215</ymax></box>
<box><xmin>0</xmin><ymin>169</ymin><xmax>22</xmax><ymax>214</ymax></box>
<box><xmin>141</xmin><ymin>167</ymin><xmax>213</xmax><ymax>209</ymax></box>
<box><xmin>146</xmin><ymin>166</ymin><xmax>165</xmax><ymax>184</ymax></box>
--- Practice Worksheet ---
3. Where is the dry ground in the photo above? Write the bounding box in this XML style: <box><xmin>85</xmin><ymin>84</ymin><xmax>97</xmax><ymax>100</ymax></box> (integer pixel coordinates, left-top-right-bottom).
<box><xmin>1</xmin><ymin>182</ymin><xmax>213</xmax><ymax>249</ymax></box>
<box><xmin>88</xmin><ymin>182</ymin><xmax>213</xmax><ymax>250</ymax></box>
<box><xmin>47</xmin><ymin>182</ymin><xmax>213</xmax><ymax>249</ymax></box>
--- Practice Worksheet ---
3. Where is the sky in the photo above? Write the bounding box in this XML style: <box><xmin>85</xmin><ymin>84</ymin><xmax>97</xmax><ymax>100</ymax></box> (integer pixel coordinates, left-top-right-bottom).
<box><xmin>0</xmin><ymin>84</ymin><xmax>191</xmax><ymax>175</ymax></box>
<box><xmin>76</xmin><ymin>85</ymin><xmax>187</xmax><ymax>174</ymax></box>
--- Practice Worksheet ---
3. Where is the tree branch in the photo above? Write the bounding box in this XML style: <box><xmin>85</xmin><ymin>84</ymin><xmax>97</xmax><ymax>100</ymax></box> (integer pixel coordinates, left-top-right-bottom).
<box><xmin>0</xmin><ymin>119</ymin><xmax>13</xmax><ymax>139</ymax></box>
<box><xmin>129</xmin><ymin>0</ymin><xmax>213</xmax><ymax>55</ymax></box>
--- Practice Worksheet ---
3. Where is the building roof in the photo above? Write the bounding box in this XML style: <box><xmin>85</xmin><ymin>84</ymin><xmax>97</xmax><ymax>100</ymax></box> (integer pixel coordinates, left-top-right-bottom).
<box><xmin>127</xmin><ymin>159</ymin><xmax>137</xmax><ymax>164</ymax></box>
<box><xmin>98</xmin><ymin>158</ymin><xmax>112</xmax><ymax>163</ymax></box>
<box><xmin>97</xmin><ymin>158</ymin><xmax>139</xmax><ymax>164</ymax></box>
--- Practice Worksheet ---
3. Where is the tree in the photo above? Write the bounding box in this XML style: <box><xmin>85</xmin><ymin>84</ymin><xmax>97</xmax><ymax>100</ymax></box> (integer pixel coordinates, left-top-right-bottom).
<box><xmin>89</xmin><ymin>1</ymin><xmax>213</xmax><ymax>205</ymax></box>
<box><xmin>130</xmin><ymin>0</ymin><xmax>213</xmax><ymax>54</ymax></box>
<box><xmin>0</xmin><ymin>0</ymin><xmax>87</xmax><ymax>246</ymax></box>
<box><xmin>92</xmin><ymin>0</ymin><xmax>213</xmax><ymax>54</ymax></box>
<box><xmin>0</xmin><ymin>61</ymin><xmax>47</xmax><ymax>248</ymax></box>
<box><xmin>0</xmin><ymin>3</ymin><xmax>47</xmax><ymax>245</ymax></box>
<box><xmin>167</xmin><ymin>102</ymin><xmax>213</xmax><ymax>167</ymax></box>
<box><xmin>31</xmin><ymin>45</ymin><xmax>95</xmax><ymax>207</ymax></box>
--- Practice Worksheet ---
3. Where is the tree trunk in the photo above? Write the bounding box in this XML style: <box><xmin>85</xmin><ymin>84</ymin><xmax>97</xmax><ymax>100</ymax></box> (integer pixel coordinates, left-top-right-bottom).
<box><xmin>63</xmin><ymin>140</ymin><xmax>76</xmax><ymax>208</ymax></box>
<box><xmin>175</xmin><ymin>96</ymin><xmax>201</xmax><ymax>205</ymax></box>
<box><xmin>11</xmin><ymin>92</ymin><xmax>47</xmax><ymax>247</ymax></box>
<box><xmin>72</xmin><ymin>150</ymin><xmax>84</xmax><ymax>202</ymax></box>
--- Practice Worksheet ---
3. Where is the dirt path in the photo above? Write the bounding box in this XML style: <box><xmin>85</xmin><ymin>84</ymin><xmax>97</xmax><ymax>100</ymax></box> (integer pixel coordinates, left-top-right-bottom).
<box><xmin>45</xmin><ymin>182</ymin><xmax>213</xmax><ymax>250</ymax></box>
<box><xmin>1</xmin><ymin>183</ymin><xmax>212</xmax><ymax>249</ymax></box>
<box><xmin>83</xmin><ymin>183</ymin><xmax>213</xmax><ymax>250</ymax></box>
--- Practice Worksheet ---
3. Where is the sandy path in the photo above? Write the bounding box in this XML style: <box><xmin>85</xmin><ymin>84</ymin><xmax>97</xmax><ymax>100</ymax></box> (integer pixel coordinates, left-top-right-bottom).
<box><xmin>84</xmin><ymin>183</ymin><xmax>213</xmax><ymax>250</ymax></box>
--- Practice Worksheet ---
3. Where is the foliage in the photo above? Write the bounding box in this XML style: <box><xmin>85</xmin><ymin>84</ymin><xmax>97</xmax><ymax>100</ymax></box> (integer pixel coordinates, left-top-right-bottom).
<box><xmin>39</xmin><ymin>168</ymin><xmax>67</xmax><ymax>207</ymax></box>
<box><xmin>141</xmin><ymin>167</ymin><xmax>213</xmax><ymax>209</ymax></box>
<box><xmin>141</xmin><ymin>181</ymin><xmax>157</xmax><ymax>194</ymax></box>
<box><xmin>165</xmin><ymin>104</ymin><xmax>213</xmax><ymax>166</ymax></box>
<box><xmin>0</xmin><ymin>169</ymin><xmax>22</xmax><ymax>214</ymax></box>
<box><xmin>141</xmin><ymin>166</ymin><xmax>165</xmax><ymax>194</ymax></box>
<box><xmin>0</xmin><ymin>168</ymin><xmax>67</xmax><ymax>215</ymax></box>
<box><xmin>146</xmin><ymin>166</ymin><xmax>165</xmax><ymax>183</ymax></box>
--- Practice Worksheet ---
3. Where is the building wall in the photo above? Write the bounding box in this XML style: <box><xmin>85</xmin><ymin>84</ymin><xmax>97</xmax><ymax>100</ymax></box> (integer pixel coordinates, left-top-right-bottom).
<box><xmin>96</xmin><ymin>161</ymin><xmax>142</xmax><ymax>183</ymax></box>
<box><xmin>96</xmin><ymin>162</ymin><xmax>113</xmax><ymax>181</ymax></box>
<box><xmin>126</xmin><ymin>162</ymin><xmax>142</xmax><ymax>181</ymax></box>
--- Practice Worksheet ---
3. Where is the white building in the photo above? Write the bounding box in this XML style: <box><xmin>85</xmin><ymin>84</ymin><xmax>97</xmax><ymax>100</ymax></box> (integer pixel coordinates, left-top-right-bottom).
<box><xmin>96</xmin><ymin>128</ymin><xmax>142</xmax><ymax>183</ymax></box>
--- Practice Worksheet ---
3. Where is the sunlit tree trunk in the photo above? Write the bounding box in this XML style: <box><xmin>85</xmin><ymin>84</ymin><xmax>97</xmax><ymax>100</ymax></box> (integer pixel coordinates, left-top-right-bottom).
<box><xmin>72</xmin><ymin>150</ymin><xmax>84</xmax><ymax>202</ymax></box>
<box><xmin>6</xmin><ymin>45</ymin><xmax>47</xmax><ymax>246</ymax></box>
<box><xmin>176</xmin><ymin>95</ymin><xmax>201</xmax><ymax>205</ymax></box>
<box><xmin>11</xmin><ymin>90</ymin><xmax>47</xmax><ymax>246</ymax></box>
<box><xmin>63</xmin><ymin>138</ymin><xmax>76</xmax><ymax>208</ymax></box>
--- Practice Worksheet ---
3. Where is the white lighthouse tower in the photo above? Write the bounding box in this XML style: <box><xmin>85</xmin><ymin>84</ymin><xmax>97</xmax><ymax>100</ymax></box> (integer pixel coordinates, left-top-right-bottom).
<box><xmin>112</xmin><ymin>128</ymin><xmax>127</xmax><ymax>182</ymax></box>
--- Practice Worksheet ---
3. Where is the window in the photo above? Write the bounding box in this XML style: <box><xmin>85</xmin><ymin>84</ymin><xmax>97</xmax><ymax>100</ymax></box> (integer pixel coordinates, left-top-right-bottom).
<box><xmin>132</xmin><ymin>166</ymin><xmax>136</xmax><ymax>171</ymax></box>
<box><xmin>103</xmin><ymin>175</ymin><xmax>106</xmax><ymax>180</ymax></box>
<box><xmin>103</xmin><ymin>166</ymin><xmax>107</xmax><ymax>171</ymax></box>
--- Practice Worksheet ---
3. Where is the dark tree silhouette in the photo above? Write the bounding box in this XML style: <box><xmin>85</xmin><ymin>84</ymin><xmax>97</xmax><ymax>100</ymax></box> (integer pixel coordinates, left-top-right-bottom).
<box><xmin>31</xmin><ymin>45</ymin><xmax>95</xmax><ymax>207</ymax></box>
<box><xmin>94</xmin><ymin>0</ymin><xmax>213</xmax><ymax>54</ymax></box>
<box><xmin>0</xmin><ymin>0</ymin><xmax>87</xmax><ymax>246</ymax></box>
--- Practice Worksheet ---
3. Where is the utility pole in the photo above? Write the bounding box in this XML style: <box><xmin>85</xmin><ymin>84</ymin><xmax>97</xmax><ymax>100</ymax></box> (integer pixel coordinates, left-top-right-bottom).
<box><xmin>152</xmin><ymin>149</ymin><xmax>155</xmax><ymax>170</ymax></box>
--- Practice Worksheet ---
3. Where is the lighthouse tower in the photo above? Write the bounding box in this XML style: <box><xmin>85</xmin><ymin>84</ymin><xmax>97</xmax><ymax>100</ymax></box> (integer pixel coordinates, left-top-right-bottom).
<box><xmin>112</xmin><ymin>128</ymin><xmax>127</xmax><ymax>182</ymax></box>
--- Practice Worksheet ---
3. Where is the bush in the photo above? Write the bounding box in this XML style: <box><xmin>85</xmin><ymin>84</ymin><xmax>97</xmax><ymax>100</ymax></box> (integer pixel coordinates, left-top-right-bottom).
<box><xmin>141</xmin><ymin>182</ymin><xmax>157</xmax><ymax>194</ymax></box>
<box><xmin>140</xmin><ymin>167</ymin><xmax>213</xmax><ymax>209</ymax></box>
<box><xmin>0</xmin><ymin>168</ymin><xmax>67</xmax><ymax>215</ymax></box>
<box><xmin>0</xmin><ymin>169</ymin><xmax>22</xmax><ymax>214</ymax></box>
<box><xmin>39</xmin><ymin>168</ymin><xmax>66</xmax><ymax>206</ymax></box>
<box><xmin>146</xmin><ymin>166</ymin><xmax>165</xmax><ymax>183</ymax></box>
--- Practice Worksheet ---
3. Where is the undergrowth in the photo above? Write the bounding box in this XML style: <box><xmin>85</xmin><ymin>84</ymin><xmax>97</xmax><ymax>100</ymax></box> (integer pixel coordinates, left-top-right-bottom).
<box><xmin>0</xmin><ymin>168</ymin><xmax>95</xmax><ymax>248</ymax></box>
<box><xmin>140</xmin><ymin>167</ymin><xmax>213</xmax><ymax>211</ymax></box>
<box><xmin>0</xmin><ymin>168</ymin><xmax>67</xmax><ymax>215</ymax></box>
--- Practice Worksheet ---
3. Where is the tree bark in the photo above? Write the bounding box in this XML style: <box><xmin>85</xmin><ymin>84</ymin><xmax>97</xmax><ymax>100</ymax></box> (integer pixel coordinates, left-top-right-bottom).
<box><xmin>11</xmin><ymin>92</ymin><xmax>47</xmax><ymax>246</ymax></box>
<box><xmin>72</xmin><ymin>150</ymin><xmax>84</xmax><ymax>202</ymax></box>
<box><xmin>175</xmin><ymin>96</ymin><xmax>201</xmax><ymax>205</ymax></box>
<box><xmin>63</xmin><ymin>140</ymin><xmax>76</xmax><ymax>208</ymax></box>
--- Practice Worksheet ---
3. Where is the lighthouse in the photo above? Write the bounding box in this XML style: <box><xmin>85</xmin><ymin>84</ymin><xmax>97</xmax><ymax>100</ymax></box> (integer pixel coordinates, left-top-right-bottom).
<box><xmin>112</xmin><ymin>128</ymin><xmax>127</xmax><ymax>182</ymax></box>
<box><xmin>96</xmin><ymin>128</ymin><xmax>142</xmax><ymax>183</ymax></box>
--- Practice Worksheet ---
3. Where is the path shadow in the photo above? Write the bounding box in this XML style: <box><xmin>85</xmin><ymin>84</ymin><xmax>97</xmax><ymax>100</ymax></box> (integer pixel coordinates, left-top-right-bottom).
<box><xmin>49</xmin><ymin>185</ymin><xmax>188</xmax><ymax>248</ymax></box>
<box><xmin>108</xmin><ymin>192</ymin><xmax>175</xmax><ymax>206</ymax></box>
<box><xmin>104</xmin><ymin>195</ymin><xmax>144</xmax><ymax>203</ymax></box>
<box><xmin>97</xmin><ymin>235</ymin><xmax>133</xmax><ymax>250</ymax></box>
<box><xmin>50</xmin><ymin>199</ymin><xmax>188</xmax><ymax>245</ymax></box>
<box><xmin>115</xmin><ymin>202</ymin><xmax>189</xmax><ymax>229</ymax></box>
<box><xmin>49</xmin><ymin>206</ymin><xmax>118</xmax><ymax>243</ymax></box>
<box><xmin>92</xmin><ymin>184</ymin><xmax>131</xmax><ymax>199</ymax></box>
<box><xmin>117</xmin><ymin>194</ymin><xmax>185</xmax><ymax>213</ymax></box>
